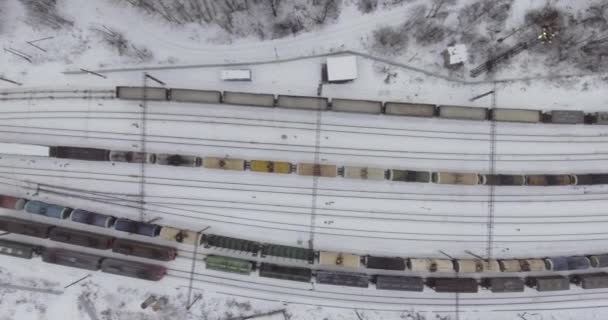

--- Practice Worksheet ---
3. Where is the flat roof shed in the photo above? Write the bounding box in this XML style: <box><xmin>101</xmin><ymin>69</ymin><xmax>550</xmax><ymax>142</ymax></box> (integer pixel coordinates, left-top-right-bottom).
<box><xmin>326</xmin><ymin>56</ymin><xmax>358</xmax><ymax>82</ymax></box>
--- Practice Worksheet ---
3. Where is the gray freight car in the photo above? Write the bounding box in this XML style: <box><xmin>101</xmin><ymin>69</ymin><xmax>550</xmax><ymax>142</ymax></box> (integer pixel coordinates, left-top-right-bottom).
<box><xmin>116</xmin><ymin>86</ymin><xmax>168</xmax><ymax>101</ymax></box>
<box><xmin>528</xmin><ymin>276</ymin><xmax>570</xmax><ymax>292</ymax></box>
<box><xmin>428</xmin><ymin>278</ymin><xmax>478</xmax><ymax>293</ymax></box>
<box><xmin>316</xmin><ymin>271</ymin><xmax>369</xmax><ymax>288</ymax></box>
<box><xmin>0</xmin><ymin>239</ymin><xmax>40</xmax><ymax>259</ymax></box>
<box><xmin>491</xmin><ymin>108</ymin><xmax>541</xmax><ymax>123</ymax></box>
<box><xmin>375</xmin><ymin>276</ymin><xmax>424</xmax><ymax>291</ymax></box>
<box><xmin>483</xmin><ymin>277</ymin><xmax>525</xmax><ymax>293</ymax></box>
<box><xmin>573</xmin><ymin>273</ymin><xmax>608</xmax><ymax>289</ymax></box>
<box><xmin>594</xmin><ymin>112</ymin><xmax>608</xmax><ymax>125</ymax></box>
<box><xmin>259</xmin><ymin>263</ymin><xmax>312</xmax><ymax>282</ymax></box>
<box><xmin>590</xmin><ymin>254</ymin><xmax>608</xmax><ymax>268</ymax></box>
<box><xmin>365</xmin><ymin>256</ymin><xmax>406</xmax><ymax>270</ymax></box>
<box><xmin>277</xmin><ymin>95</ymin><xmax>329</xmax><ymax>110</ymax></box>
<box><xmin>261</xmin><ymin>244</ymin><xmax>314</xmax><ymax>262</ymax></box>
<box><xmin>546</xmin><ymin>110</ymin><xmax>585</xmax><ymax>124</ymax></box>
<box><xmin>384</xmin><ymin>102</ymin><xmax>436</xmax><ymax>118</ymax></box>
<box><xmin>223</xmin><ymin>91</ymin><xmax>275</xmax><ymax>107</ymax></box>
<box><xmin>42</xmin><ymin>248</ymin><xmax>102</xmax><ymax>271</ymax></box>
<box><xmin>330</xmin><ymin>98</ymin><xmax>382</xmax><ymax>114</ymax></box>
<box><xmin>438</xmin><ymin>105</ymin><xmax>488</xmax><ymax>121</ymax></box>
<box><xmin>168</xmin><ymin>89</ymin><xmax>221</xmax><ymax>104</ymax></box>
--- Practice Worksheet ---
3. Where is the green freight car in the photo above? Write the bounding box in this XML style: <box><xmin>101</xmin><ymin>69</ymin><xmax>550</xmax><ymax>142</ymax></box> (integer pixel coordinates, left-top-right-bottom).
<box><xmin>0</xmin><ymin>239</ymin><xmax>40</xmax><ymax>259</ymax></box>
<box><xmin>205</xmin><ymin>255</ymin><xmax>253</xmax><ymax>275</ymax></box>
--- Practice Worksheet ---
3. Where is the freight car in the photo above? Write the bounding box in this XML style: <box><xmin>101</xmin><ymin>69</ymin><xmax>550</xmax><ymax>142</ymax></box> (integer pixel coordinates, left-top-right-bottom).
<box><xmin>0</xmin><ymin>217</ymin><xmax>54</xmax><ymax>238</ymax></box>
<box><xmin>572</xmin><ymin>273</ymin><xmax>608</xmax><ymax>289</ymax></box>
<box><xmin>0</xmin><ymin>195</ymin><xmax>27</xmax><ymax>210</ymax></box>
<box><xmin>491</xmin><ymin>109</ymin><xmax>541</xmax><ymax>123</ymax></box>
<box><xmin>202</xmin><ymin>234</ymin><xmax>260</xmax><ymax>256</ymax></box>
<box><xmin>167</xmin><ymin>88</ymin><xmax>221</xmax><ymax>104</ymax></box>
<box><xmin>482</xmin><ymin>277</ymin><xmax>525</xmax><ymax>293</ymax></box>
<box><xmin>485</xmin><ymin>174</ymin><xmax>526</xmax><ymax>186</ymax></box>
<box><xmin>375</xmin><ymin>275</ymin><xmax>424</xmax><ymax>291</ymax></box>
<box><xmin>114</xmin><ymin>218</ymin><xmax>161</xmax><ymax>237</ymax></box>
<box><xmin>343</xmin><ymin>166</ymin><xmax>386</xmax><ymax>180</ymax></box>
<box><xmin>42</xmin><ymin>248</ymin><xmax>102</xmax><ymax>271</ymax></box>
<box><xmin>156</xmin><ymin>154</ymin><xmax>202</xmax><ymax>167</ymax></box>
<box><xmin>109</xmin><ymin>151</ymin><xmax>156</xmax><ymax>164</ymax></box>
<box><xmin>277</xmin><ymin>95</ymin><xmax>328</xmax><ymax>110</ymax></box>
<box><xmin>330</xmin><ymin>98</ymin><xmax>382</xmax><ymax>114</ymax></box>
<box><xmin>527</xmin><ymin>276</ymin><xmax>570</xmax><ymax>292</ymax></box>
<box><xmin>520</xmin><ymin>259</ymin><xmax>547</xmax><ymax>272</ymax></box>
<box><xmin>24</xmin><ymin>200</ymin><xmax>72</xmax><ymax>219</ymax></box>
<box><xmin>318</xmin><ymin>251</ymin><xmax>361</xmax><ymax>268</ymax></box>
<box><xmin>202</xmin><ymin>157</ymin><xmax>246</xmax><ymax>171</ymax></box>
<box><xmin>249</xmin><ymin>160</ymin><xmax>292</xmax><ymax>174</ymax></box>
<box><xmin>454</xmin><ymin>259</ymin><xmax>500</xmax><ymax>273</ymax></box>
<box><xmin>432</xmin><ymin>172</ymin><xmax>484</xmax><ymax>185</ymax></box>
<box><xmin>116</xmin><ymin>86</ymin><xmax>168</xmax><ymax>101</ymax></box>
<box><xmin>438</xmin><ymin>105</ymin><xmax>488</xmax><ymax>121</ymax></box>
<box><xmin>388</xmin><ymin>170</ymin><xmax>431</xmax><ymax>183</ymax></box>
<box><xmin>544</xmin><ymin>110</ymin><xmax>585</xmax><ymax>124</ymax></box>
<box><xmin>260</xmin><ymin>244</ymin><xmax>314</xmax><ymax>263</ymax></box>
<box><xmin>222</xmin><ymin>91</ymin><xmax>275</xmax><ymax>107</ymax></box>
<box><xmin>70</xmin><ymin>209</ymin><xmax>116</xmax><ymax>228</ymax></box>
<box><xmin>0</xmin><ymin>239</ymin><xmax>41</xmax><ymax>259</ymax></box>
<box><xmin>259</xmin><ymin>263</ymin><xmax>312</xmax><ymax>282</ymax></box>
<box><xmin>205</xmin><ymin>255</ymin><xmax>253</xmax><ymax>275</ymax></box>
<box><xmin>101</xmin><ymin>258</ymin><xmax>166</xmax><ymax>281</ymax></box>
<box><xmin>316</xmin><ymin>271</ymin><xmax>368</xmax><ymax>288</ymax></box>
<box><xmin>297</xmin><ymin>163</ymin><xmax>338</xmax><ymax>177</ymax></box>
<box><xmin>112</xmin><ymin>239</ymin><xmax>177</xmax><ymax>261</ymax></box>
<box><xmin>408</xmin><ymin>258</ymin><xmax>454</xmax><ymax>272</ymax></box>
<box><xmin>590</xmin><ymin>254</ymin><xmax>608</xmax><ymax>268</ymax></box>
<box><xmin>365</xmin><ymin>256</ymin><xmax>406</xmax><ymax>270</ymax></box>
<box><xmin>159</xmin><ymin>226</ymin><xmax>200</xmax><ymax>245</ymax></box>
<box><xmin>49</xmin><ymin>227</ymin><xmax>114</xmax><ymax>250</ymax></box>
<box><xmin>544</xmin><ymin>256</ymin><xmax>591</xmax><ymax>271</ymax></box>
<box><xmin>499</xmin><ymin>259</ymin><xmax>523</xmax><ymax>272</ymax></box>
<box><xmin>427</xmin><ymin>278</ymin><xmax>478</xmax><ymax>293</ymax></box>
<box><xmin>384</xmin><ymin>102</ymin><xmax>436</xmax><ymax>117</ymax></box>
<box><xmin>526</xmin><ymin>174</ymin><xmax>576</xmax><ymax>186</ymax></box>
<box><xmin>49</xmin><ymin>146</ymin><xmax>110</xmax><ymax>161</ymax></box>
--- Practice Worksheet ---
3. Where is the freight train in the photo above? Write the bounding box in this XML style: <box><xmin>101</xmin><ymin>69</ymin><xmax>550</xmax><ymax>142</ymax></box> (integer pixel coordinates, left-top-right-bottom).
<box><xmin>48</xmin><ymin>146</ymin><xmax>608</xmax><ymax>186</ymax></box>
<box><xmin>115</xmin><ymin>86</ymin><xmax>608</xmax><ymax>125</ymax></box>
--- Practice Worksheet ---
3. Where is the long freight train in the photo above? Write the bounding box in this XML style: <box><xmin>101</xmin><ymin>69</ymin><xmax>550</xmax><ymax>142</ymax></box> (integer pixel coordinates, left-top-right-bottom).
<box><xmin>116</xmin><ymin>86</ymin><xmax>608</xmax><ymax>125</ymax></box>
<box><xmin>48</xmin><ymin>146</ymin><xmax>608</xmax><ymax>186</ymax></box>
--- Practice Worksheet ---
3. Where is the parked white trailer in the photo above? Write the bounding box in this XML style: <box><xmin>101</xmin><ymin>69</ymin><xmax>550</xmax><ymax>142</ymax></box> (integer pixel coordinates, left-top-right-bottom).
<box><xmin>491</xmin><ymin>108</ymin><xmax>541</xmax><ymax>123</ymax></box>
<box><xmin>116</xmin><ymin>86</ymin><xmax>167</xmax><ymax>101</ymax></box>
<box><xmin>331</xmin><ymin>98</ymin><xmax>382</xmax><ymax>114</ymax></box>
<box><xmin>384</xmin><ymin>102</ymin><xmax>436</xmax><ymax>118</ymax></box>
<box><xmin>222</xmin><ymin>91</ymin><xmax>275</xmax><ymax>108</ymax></box>
<box><xmin>438</xmin><ymin>105</ymin><xmax>488</xmax><ymax>121</ymax></box>
<box><xmin>0</xmin><ymin>142</ymin><xmax>49</xmax><ymax>157</ymax></box>
<box><xmin>168</xmin><ymin>89</ymin><xmax>221</xmax><ymax>104</ymax></box>
<box><xmin>277</xmin><ymin>95</ymin><xmax>329</xmax><ymax>110</ymax></box>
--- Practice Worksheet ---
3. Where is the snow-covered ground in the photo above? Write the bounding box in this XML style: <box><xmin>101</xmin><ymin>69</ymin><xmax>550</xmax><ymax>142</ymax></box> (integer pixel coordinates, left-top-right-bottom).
<box><xmin>1</xmin><ymin>0</ymin><xmax>608</xmax><ymax>319</ymax></box>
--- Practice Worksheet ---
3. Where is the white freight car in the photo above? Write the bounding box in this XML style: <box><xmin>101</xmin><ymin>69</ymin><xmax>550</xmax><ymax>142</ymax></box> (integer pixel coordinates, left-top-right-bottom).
<box><xmin>438</xmin><ymin>105</ymin><xmax>488</xmax><ymax>121</ymax></box>
<box><xmin>168</xmin><ymin>89</ymin><xmax>221</xmax><ymax>104</ymax></box>
<box><xmin>222</xmin><ymin>91</ymin><xmax>275</xmax><ymax>107</ymax></box>
<box><xmin>277</xmin><ymin>95</ymin><xmax>329</xmax><ymax>110</ymax></box>
<box><xmin>384</xmin><ymin>102</ymin><xmax>436</xmax><ymax>117</ymax></box>
<box><xmin>491</xmin><ymin>108</ymin><xmax>541</xmax><ymax>123</ymax></box>
<box><xmin>331</xmin><ymin>98</ymin><xmax>382</xmax><ymax>114</ymax></box>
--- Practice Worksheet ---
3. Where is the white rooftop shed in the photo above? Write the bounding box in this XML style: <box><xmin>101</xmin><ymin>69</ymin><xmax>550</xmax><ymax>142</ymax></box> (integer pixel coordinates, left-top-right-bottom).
<box><xmin>326</xmin><ymin>56</ymin><xmax>358</xmax><ymax>82</ymax></box>
<box><xmin>445</xmin><ymin>44</ymin><xmax>468</xmax><ymax>66</ymax></box>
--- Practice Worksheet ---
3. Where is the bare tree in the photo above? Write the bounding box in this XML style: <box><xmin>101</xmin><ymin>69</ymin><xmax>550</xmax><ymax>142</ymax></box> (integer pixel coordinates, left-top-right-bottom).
<box><xmin>357</xmin><ymin>0</ymin><xmax>378</xmax><ymax>14</ymax></box>
<box><xmin>371</xmin><ymin>25</ymin><xmax>408</xmax><ymax>55</ymax></box>
<box><xmin>19</xmin><ymin>0</ymin><xmax>73</xmax><ymax>29</ymax></box>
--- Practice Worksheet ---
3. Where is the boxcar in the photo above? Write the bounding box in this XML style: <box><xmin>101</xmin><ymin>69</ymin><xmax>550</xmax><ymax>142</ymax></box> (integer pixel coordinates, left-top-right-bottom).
<box><xmin>70</xmin><ymin>209</ymin><xmax>116</xmax><ymax>228</ymax></box>
<box><xmin>491</xmin><ymin>109</ymin><xmax>541</xmax><ymax>123</ymax></box>
<box><xmin>42</xmin><ymin>248</ymin><xmax>102</xmax><ymax>271</ymax></box>
<box><xmin>529</xmin><ymin>276</ymin><xmax>570</xmax><ymax>292</ymax></box>
<box><xmin>388</xmin><ymin>170</ymin><xmax>431</xmax><ymax>183</ymax></box>
<box><xmin>319</xmin><ymin>251</ymin><xmax>361</xmax><ymax>268</ymax></box>
<box><xmin>159</xmin><ymin>226</ymin><xmax>200</xmax><ymax>245</ymax></box>
<box><xmin>574</xmin><ymin>273</ymin><xmax>608</xmax><ymax>289</ymax></box>
<box><xmin>114</xmin><ymin>218</ymin><xmax>161</xmax><ymax>237</ymax></box>
<box><xmin>428</xmin><ymin>278</ymin><xmax>478</xmax><ymax>293</ymax></box>
<box><xmin>249</xmin><ymin>160</ymin><xmax>292</xmax><ymax>174</ymax></box>
<box><xmin>223</xmin><ymin>91</ymin><xmax>275</xmax><ymax>107</ymax></box>
<box><xmin>109</xmin><ymin>151</ymin><xmax>156</xmax><ymax>164</ymax></box>
<box><xmin>296</xmin><ymin>163</ymin><xmax>338</xmax><ymax>178</ymax></box>
<box><xmin>499</xmin><ymin>259</ymin><xmax>522</xmax><ymax>272</ymax></box>
<box><xmin>277</xmin><ymin>95</ymin><xmax>329</xmax><ymax>111</ymax></box>
<box><xmin>526</xmin><ymin>174</ymin><xmax>575</xmax><ymax>186</ymax></box>
<box><xmin>384</xmin><ymin>102</ymin><xmax>436</xmax><ymax>118</ymax></box>
<box><xmin>544</xmin><ymin>256</ymin><xmax>590</xmax><ymax>271</ymax></box>
<box><xmin>438</xmin><ymin>105</ymin><xmax>488</xmax><ymax>121</ymax></box>
<box><xmin>261</xmin><ymin>244</ymin><xmax>314</xmax><ymax>262</ymax></box>
<box><xmin>365</xmin><ymin>256</ymin><xmax>406</xmax><ymax>270</ymax></box>
<box><xmin>594</xmin><ymin>112</ymin><xmax>608</xmax><ymax>125</ymax></box>
<box><xmin>168</xmin><ymin>88</ymin><xmax>221</xmax><ymax>104</ymax></box>
<box><xmin>259</xmin><ymin>263</ymin><xmax>312</xmax><ymax>282</ymax></box>
<box><xmin>574</xmin><ymin>174</ymin><xmax>594</xmax><ymax>185</ymax></box>
<box><xmin>484</xmin><ymin>174</ymin><xmax>525</xmax><ymax>186</ymax></box>
<box><xmin>590</xmin><ymin>254</ymin><xmax>608</xmax><ymax>268</ymax></box>
<box><xmin>455</xmin><ymin>259</ymin><xmax>500</xmax><ymax>273</ymax></box>
<box><xmin>202</xmin><ymin>234</ymin><xmax>260</xmax><ymax>255</ymax></box>
<box><xmin>343</xmin><ymin>166</ymin><xmax>386</xmax><ymax>180</ymax></box>
<box><xmin>202</xmin><ymin>157</ymin><xmax>246</xmax><ymax>171</ymax></box>
<box><xmin>156</xmin><ymin>154</ymin><xmax>202</xmax><ymax>167</ymax></box>
<box><xmin>521</xmin><ymin>259</ymin><xmax>546</xmax><ymax>272</ymax></box>
<box><xmin>483</xmin><ymin>277</ymin><xmax>525</xmax><ymax>293</ymax></box>
<box><xmin>0</xmin><ymin>217</ymin><xmax>53</xmax><ymax>238</ymax></box>
<box><xmin>408</xmin><ymin>258</ymin><xmax>454</xmax><ymax>272</ymax></box>
<box><xmin>0</xmin><ymin>195</ymin><xmax>27</xmax><ymax>210</ymax></box>
<box><xmin>205</xmin><ymin>255</ymin><xmax>253</xmax><ymax>275</ymax></box>
<box><xmin>101</xmin><ymin>258</ymin><xmax>166</xmax><ymax>281</ymax></box>
<box><xmin>547</xmin><ymin>110</ymin><xmax>585</xmax><ymax>124</ymax></box>
<box><xmin>112</xmin><ymin>238</ymin><xmax>177</xmax><ymax>261</ymax></box>
<box><xmin>116</xmin><ymin>86</ymin><xmax>168</xmax><ymax>101</ymax></box>
<box><xmin>591</xmin><ymin>174</ymin><xmax>608</xmax><ymax>185</ymax></box>
<box><xmin>316</xmin><ymin>271</ymin><xmax>368</xmax><ymax>288</ymax></box>
<box><xmin>49</xmin><ymin>146</ymin><xmax>110</xmax><ymax>161</ymax></box>
<box><xmin>375</xmin><ymin>275</ymin><xmax>424</xmax><ymax>291</ymax></box>
<box><xmin>49</xmin><ymin>227</ymin><xmax>114</xmax><ymax>250</ymax></box>
<box><xmin>24</xmin><ymin>200</ymin><xmax>72</xmax><ymax>219</ymax></box>
<box><xmin>432</xmin><ymin>172</ymin><xmax>483</xmax><ymax>185</ymax></box>
<box><xmin>330</xmin><ymin>98</ymin><xmax>382</xmax><ymax>114</ymax></box>
<box><xmin>0</xmin><ymin>239</ymin><xmax>40</xmax><ymax>259</ymax></box>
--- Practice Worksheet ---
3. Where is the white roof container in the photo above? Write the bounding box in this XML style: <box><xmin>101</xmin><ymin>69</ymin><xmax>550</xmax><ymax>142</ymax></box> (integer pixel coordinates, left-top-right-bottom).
<box><xmin>445</xmin><ymin>44</ymin><xmax>468</xmax><ymax>66</ymax></box>
<box><xmin>221</xmin><ymin>69</ymin><xmax>252</xmax><ymax>81</ymax></box>
<box><xmin>326</xmin><ymin>56</ymin><xmax>358</xmax><ymax>82</ymax></box>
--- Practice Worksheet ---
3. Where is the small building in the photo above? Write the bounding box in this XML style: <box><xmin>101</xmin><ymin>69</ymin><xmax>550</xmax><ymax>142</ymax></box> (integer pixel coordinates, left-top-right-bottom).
<box><xmin>220</xmin><ymin>69</ymin><xmax>252</xmax><ymax>81</ymax></box>
<box><xmin>444</xmin><ymin>44</ymin><xmax>468</xmax><ymax>67</ymax></box>
<box><xmin>323</xmin><ymin>56</ymin><xmax>358</xmax><ymax>83</ymax></box>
